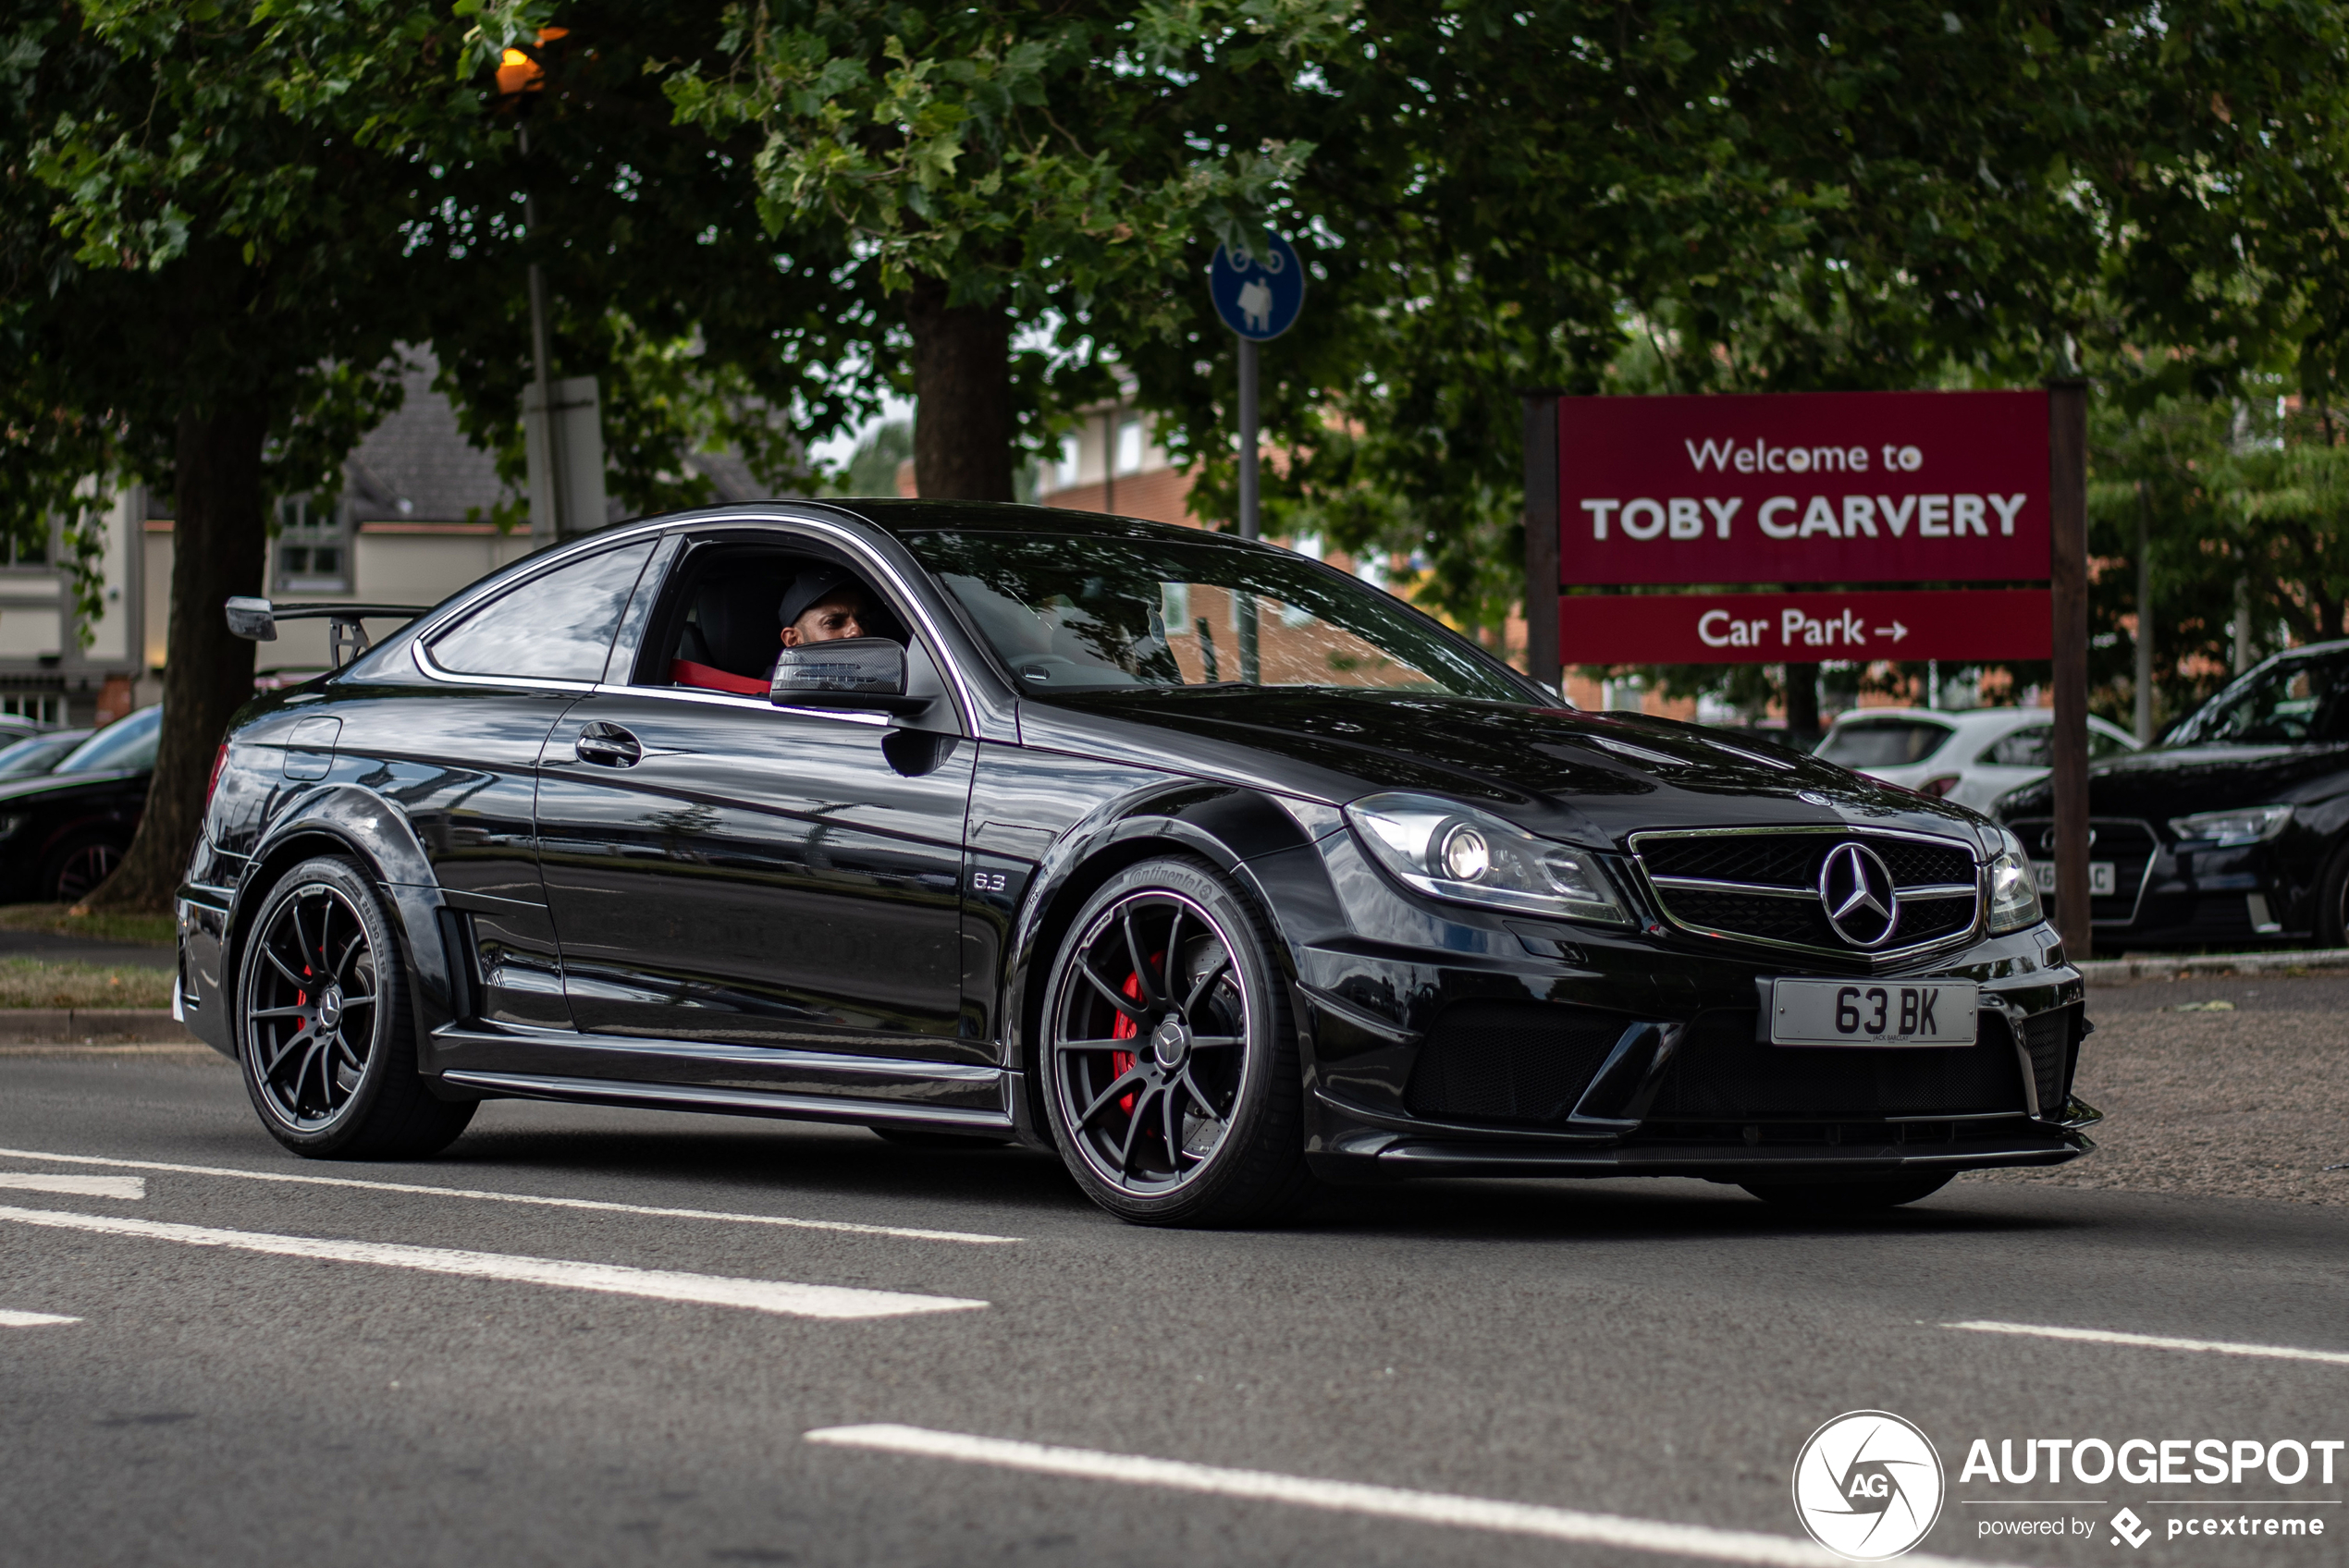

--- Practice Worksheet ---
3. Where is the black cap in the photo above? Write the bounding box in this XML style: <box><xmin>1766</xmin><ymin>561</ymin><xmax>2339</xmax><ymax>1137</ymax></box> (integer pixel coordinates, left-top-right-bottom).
<box><xmin>778</xmin><ymin>565</ymin><xmax>858</xmax><ymax>630</ymax></box>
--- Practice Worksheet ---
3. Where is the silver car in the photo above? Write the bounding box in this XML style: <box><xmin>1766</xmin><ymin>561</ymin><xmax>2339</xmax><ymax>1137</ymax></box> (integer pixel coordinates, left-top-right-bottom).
<box><xmin>1814</xmin><ymin>705</ymin><xmax>2139</xmax><ymax>812</ymax></box>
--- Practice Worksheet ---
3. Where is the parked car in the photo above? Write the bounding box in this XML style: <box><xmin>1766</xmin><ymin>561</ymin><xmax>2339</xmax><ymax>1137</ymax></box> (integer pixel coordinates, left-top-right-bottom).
<box><xmin>1998</xmin><ymin>639</ymin><xmax>2349</xmax><ymax>947</ymax></box>
<box><xmin>0</xmin><ymin>728</ymin><xmax>93</xmax><ymax>781</ymax></box>
<box><xmin>180</xmin><ymin>501</ymin><xmax>2090</xmax><ymax>1224</ymax></box>
<box><xmin>0</xmin><ymin>717</ymin><xmax>50</xmax><ymax>749</ymax></box>
<box><xmin>1815</xmin><ymin>706</ymin><xmax>2140</xmax><ymax>812</ymax></box>
<box><xmin>0</xmin><ymin>706</ymin><xmax>159</xmax><ymax>903</ymax></box>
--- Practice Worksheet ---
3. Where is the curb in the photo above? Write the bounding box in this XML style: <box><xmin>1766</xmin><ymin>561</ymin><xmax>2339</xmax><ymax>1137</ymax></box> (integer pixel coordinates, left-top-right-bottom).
<box><xmin>0</xmin><ymin>1008</ymin><xmax>191</xmax><ymax>1043</ymax></box>
<box><xmin>2078</xmin><ymin>948</ymin><xmax>2349</xmax><ymax>984</ymax></box>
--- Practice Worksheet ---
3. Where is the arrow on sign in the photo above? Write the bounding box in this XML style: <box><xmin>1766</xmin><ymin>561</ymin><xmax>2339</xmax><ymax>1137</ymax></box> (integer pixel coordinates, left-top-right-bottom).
<box><xmin>1873</xmin><ymin>621</ymin><xmax>1910</xmax><ymax>643</ymax></box>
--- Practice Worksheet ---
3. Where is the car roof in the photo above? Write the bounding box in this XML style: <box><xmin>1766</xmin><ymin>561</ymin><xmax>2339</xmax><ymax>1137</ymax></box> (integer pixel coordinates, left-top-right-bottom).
<box><xmin>698</xmin><ymin>498</ymin><xmax>1253</xmax><ymax>547</ymax></box>
<box><xmin>1827</xmin><ymin>705</ymin><xmax>2135</xmax><ymax>741</ymax></box>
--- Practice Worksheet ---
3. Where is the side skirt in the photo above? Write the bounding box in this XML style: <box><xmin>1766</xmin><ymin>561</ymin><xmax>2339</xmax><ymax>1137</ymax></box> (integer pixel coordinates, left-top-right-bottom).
<box><xmin>438</xmin><ymin>1069</ymin><xmax>1016</xmax><ymax>1133</ymax></box>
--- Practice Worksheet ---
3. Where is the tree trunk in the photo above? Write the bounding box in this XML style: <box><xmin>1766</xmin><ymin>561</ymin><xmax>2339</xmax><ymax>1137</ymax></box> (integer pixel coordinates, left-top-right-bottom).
<box><xmin>1781</xmin><ymin>660</ymin><xmax>1821</xmax><ymax>742</ymax></box>
<box><xmin>907</xmin><ymin>275</ymin><xmax>1015</xmax><ymax>501</ymax></box>
<box><xmin>85</xmin><ymin>400</ymin><xmax>268</xmax><ymax>911</ymax></box>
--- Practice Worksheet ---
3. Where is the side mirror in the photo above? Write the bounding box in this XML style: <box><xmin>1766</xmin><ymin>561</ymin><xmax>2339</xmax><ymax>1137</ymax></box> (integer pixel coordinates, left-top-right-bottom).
<box><xmin>770</xmin><ymin>637</ymin><xmax>928</xmax><ymax>715</ymax></box>
<box><xmin>225</xmin><ymin>597</ymin><xmax>277</xmax><ymax>642</ymax></box>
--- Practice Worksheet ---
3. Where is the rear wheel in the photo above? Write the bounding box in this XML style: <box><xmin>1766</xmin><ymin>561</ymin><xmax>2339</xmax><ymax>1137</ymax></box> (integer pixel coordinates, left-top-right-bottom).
<box><xmin>1740</xmin><ymin>1174</ymin><xmax>1952</xmax><ymax>1212</ymax></box>
<box><xmin>236</xmin><ymin>856</ymin><xmax>473</xmax><ymax>1159</ymax></box>
<box><xmin>1039</xmin><ymin>858</ymin><xmax>1310</xmax><ymax>1227</ymax></box>
<box><xmin>43</xmin><ymin>834</ymin><xmax>124</xmax><ymax>903</ymax></box>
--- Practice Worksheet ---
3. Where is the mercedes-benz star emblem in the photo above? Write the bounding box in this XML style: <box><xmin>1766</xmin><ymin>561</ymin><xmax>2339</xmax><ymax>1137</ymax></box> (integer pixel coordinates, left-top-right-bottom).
<box><xmin>1818</xmin><ymin>842</ymin><xmax>1900</xmax><ymax>949</ymax></box>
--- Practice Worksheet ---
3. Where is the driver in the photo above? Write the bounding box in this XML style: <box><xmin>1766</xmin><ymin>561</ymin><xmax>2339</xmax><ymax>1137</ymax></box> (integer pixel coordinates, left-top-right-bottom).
<box><xmin>777</xmin><ymin>564</ymin><xmax>873</xmax><ymax>650</ymax></box>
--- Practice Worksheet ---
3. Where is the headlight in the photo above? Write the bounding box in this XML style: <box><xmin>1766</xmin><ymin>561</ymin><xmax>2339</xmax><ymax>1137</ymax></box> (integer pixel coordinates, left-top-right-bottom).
<box><xmin>2168</xmin><ymin>805</ymin><xmax>2293</xmax><ymax>847</ymax></box>
<box><xmin>1346</xmin><ymin>792</ymin><xmax>1629</xmax><ymax>925</ymax></box>
<box><xmin>1986</xmin><ymin>827</ymin><xmax>2043</xmax><ymax>935</ymax></box>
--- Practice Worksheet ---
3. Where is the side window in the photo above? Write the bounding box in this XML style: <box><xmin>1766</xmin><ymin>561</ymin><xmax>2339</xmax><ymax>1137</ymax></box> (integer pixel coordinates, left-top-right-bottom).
<box><xmin>1985</xmin><ymin>727</ymin><xmax>2052</xmax><ymax>768</ymax></box>
<box><xmin>429</xmin><ymin>542</ymin><xmax>656</xmax><ymax>681</ymax></box>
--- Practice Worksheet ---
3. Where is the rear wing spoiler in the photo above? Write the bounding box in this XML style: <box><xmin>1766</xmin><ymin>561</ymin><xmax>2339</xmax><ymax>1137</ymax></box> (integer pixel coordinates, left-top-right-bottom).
<box><xmin>224</xmin><ymin>597</ymin><xmax>431</xmax><ymax>668</ymax></box>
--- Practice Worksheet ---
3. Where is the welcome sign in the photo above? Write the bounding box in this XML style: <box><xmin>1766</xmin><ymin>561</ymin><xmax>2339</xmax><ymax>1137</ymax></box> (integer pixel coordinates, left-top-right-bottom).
<box><xmin>1557</xmin><ymin>389</ymin><xmax>2048</xmax><ymax>587</ymax></box>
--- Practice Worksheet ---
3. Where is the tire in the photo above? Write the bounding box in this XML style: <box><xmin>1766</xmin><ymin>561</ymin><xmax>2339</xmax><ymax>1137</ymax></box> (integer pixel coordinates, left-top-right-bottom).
<box><xmin>1740</xmin><ymin>1174</ymin><xmax>1953</xmax><ymax>1212</ymax></box>
<box><xmin>2315</xmin><ymin>840</ymin><xmax>2349</xmax><ymax>949</ymax></box>
<box><xmin>43</xmin><ymin>833</ymin><xmax>125</xmax><ymax>903</ymax></box>
<box><xmin>235</xmin><ymin>856</ymin><xmax>474</xmax><ymax>1159</ymax></box>
<box><xmin>870</xmin><ymin>1126</ymin><xmax>1013</xmax><ymax>1150</ymax></box>
<box><xmin>1038</xmin><ymin>857</ymin><xmax>1312</xmax><ymax>1227</ymax></box>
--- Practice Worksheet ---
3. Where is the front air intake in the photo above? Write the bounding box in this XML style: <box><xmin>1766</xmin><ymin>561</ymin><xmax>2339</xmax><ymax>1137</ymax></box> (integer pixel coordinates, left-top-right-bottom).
<box><xmin>1404</xmin><ymin>1001</ymin><xmax>1629</xmax><ymax>1126</ymax></box>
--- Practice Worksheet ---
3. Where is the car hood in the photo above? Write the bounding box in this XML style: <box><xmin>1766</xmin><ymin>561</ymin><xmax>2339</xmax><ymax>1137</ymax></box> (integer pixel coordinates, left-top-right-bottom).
<box><xmin>1022</xmin><ymin>689</ymin><xmax>1987</xmax><ymax>851</ymax></box>
<box><xmin>0</xmin><ymin>767</ymin><xmax>145</xmax><ymax>806</ymax></box>
<box><xmin>1995</xmin><ymin>741</ymin><xmax>2349</xmax><ymax>823</ymax></box>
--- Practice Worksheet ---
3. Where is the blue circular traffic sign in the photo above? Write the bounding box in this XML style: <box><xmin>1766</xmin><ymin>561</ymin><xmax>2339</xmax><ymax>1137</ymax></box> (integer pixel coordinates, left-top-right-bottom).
<box><xmin>1209</xmin><ymin>234</ymin><xmax>1305</xmax><ymax>341</ymax></box>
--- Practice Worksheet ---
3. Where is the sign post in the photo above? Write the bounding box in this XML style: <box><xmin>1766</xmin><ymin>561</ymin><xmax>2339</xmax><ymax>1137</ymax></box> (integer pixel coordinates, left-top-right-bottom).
<box><xmin>1209</xmin><ymin>233</ymin><xmax>1304</xmax><ymax>683</ymax></box>
<box><xmin>2047</xmin><ymin>381</ymin><xmax>2093</xmax><ymax>961</ymax></box>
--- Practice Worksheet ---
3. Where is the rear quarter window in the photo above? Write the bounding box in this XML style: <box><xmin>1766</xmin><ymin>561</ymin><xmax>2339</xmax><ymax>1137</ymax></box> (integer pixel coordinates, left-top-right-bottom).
<box><xmin>427</xmin><ymin>542</ymin><xmax>656</xmax><ymax>681</ymax></box>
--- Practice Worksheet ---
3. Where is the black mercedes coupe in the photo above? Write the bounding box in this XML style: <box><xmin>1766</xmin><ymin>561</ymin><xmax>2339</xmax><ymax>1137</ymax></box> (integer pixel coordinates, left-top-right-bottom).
<box><xmin>177</xmin><ymin>501</ymin><xmax>2093</xmax><ymax>1225</ymax></box>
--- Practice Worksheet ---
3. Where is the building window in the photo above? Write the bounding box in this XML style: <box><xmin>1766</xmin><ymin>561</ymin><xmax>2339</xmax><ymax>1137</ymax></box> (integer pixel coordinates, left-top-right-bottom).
<box><xmin>274</xmin><ymin>496</ymin><xmax>351</xmax><ymax>593</ymax></box>
<box><xmin>1054</xmin><ymin>432</ymin><xmax>1084</xmax><ymax>491</ymax></box>
<box><xmin>1114</xmin><ymin>415</ymin><xmax>1144</xmax><ymax>475</ymax></box>
<box><xmin>2</xmin><ymin>526</ymin><xmax>50</xmax><ymax>568</ymax></box>
<box><xmin>0</xmin><ymin>693</ymin><xmax>63</xmax><ymax>724</ymax></box>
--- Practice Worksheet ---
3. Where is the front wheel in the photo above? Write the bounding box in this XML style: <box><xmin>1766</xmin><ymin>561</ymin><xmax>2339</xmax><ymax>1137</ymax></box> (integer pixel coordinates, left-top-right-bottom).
<box><xmin>1740</xmin><ymin>1174</ymin><xmax>1952</xmax><ymax>1212</ymax></box>
<box><xmin>1039</xmin><ymin>858</ymin><xmax>1311</xmax><ymax>1228</ymax></box>
<box><xmin>236</xmin><ymin>856</ymin><xmax>473</xmax><ymax>1159</ymax></box>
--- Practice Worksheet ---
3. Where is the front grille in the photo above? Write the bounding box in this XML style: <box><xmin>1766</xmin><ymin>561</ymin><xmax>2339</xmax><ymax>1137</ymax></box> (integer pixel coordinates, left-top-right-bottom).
<box><xmin>2017</xmin><ymin>1004</ymin><xmax>2077</xmax><ymax>1114</ymax></box>
<box><xmin>1652</xmin><ymin>1009</ymin><xmax>2027</xmax><ymax>1121</ymax></box>
<box><xmin>2006</xmin><ymin>817</ymin><xmax>2157</xmax><ymax>925</ymax></box>
<box><xmin>1631</xmin><ymin>827</ymin><xmax>1982</xmax><ymax>960</ymax></box>
<box><xmin>1404</xmin><ymin>1001</ymin><xmax>1629</xmax><ymax>1126</ymax></box>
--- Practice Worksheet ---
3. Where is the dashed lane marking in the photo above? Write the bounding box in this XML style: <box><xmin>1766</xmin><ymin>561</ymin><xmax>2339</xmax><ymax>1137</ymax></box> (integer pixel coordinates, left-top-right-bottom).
<box><xmin>802</xmin><ymin>1426</ymin><xmax>2032</xmax><ymax>1568</ymax></box>
<box><xmin>0</xmin><ymin>1310</ymin><xmax>80</xmax><ymax>1328</ymax></box>
<box><xmin>1946</xmin><ymin>1320</ymin><xmax>2349</xmax><ymax>1366</ymax></box>
<box><xmin>0</xmin><ymin>1146</ymin><xmax>1016</xmax><ymax>1244</ymax></box>
<box><xmin>0</xmin><ymin>1207</ymin><xmax>989</xmax><ymax>1320</ymax></box>
<box><xmin>0</xmin><ymin>1173</ymin><xmax>144</xmax><ymax>1201</ymax></box>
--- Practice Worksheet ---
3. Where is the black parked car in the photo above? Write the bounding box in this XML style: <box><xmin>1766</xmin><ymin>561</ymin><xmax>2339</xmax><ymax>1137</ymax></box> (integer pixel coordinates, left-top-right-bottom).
<box><xmin>0</xmin><ymin>706</ymin><xmax>159</xmax><ymax>903</ymax></box>
<box><xmin>179</xmin><ymin>503</ymin><xmax>2092</xmax><ymax>1225</ymax></box>
<box><xmin>1998</xmin><ymin>639</ymin><xmax>2349</xmax><ymax>949</ymax></box>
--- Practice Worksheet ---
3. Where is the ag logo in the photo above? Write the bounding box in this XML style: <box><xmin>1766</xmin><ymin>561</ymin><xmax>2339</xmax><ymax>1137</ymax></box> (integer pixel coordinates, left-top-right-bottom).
<box><xmin>1791</xmin><ymin>1410</ymin><xmax>1945</xmax><ymax>1561</ymax></box>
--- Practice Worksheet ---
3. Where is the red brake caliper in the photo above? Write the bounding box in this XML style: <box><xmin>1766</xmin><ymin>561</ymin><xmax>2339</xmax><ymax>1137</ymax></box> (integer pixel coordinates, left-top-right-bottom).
<box><xmin>1109</xmin><ymin>972</ymin><xmax>1145</xmax><ymax>1115</ymax></box>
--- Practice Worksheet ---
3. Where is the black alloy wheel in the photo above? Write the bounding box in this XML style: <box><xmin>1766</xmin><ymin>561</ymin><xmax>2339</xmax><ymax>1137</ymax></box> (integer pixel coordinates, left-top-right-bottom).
<box><xmin>1040</xmin><ymin>858</ymin><xmax>1310</xmax><ymax>1227</ymax></box>
<box><xmin>236</xmin><ymin>856</ymin><xmax>474</xmax><ymax>1158</ymax></box>
<box><xmin>45</xmin><ymin>837</ymin><xmax>123</xmax><ymax>903</ymax></box>
<box><xmin>1740</xmin><ymin>1174</ymin><xmax>1953</xmax><ymax>1212</ymax></box>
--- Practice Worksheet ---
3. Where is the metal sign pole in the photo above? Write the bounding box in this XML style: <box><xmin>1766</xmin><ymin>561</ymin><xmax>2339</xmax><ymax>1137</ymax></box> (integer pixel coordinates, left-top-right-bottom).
<box><xmin>520</xmin><ymin>122</ymin><xmax>564</xmax><ymax>541</ymax></box>
<box><xmin>1235</xmin><ymin>334</ymin><xmax>1261</xmax><ymax>681</ymax></box>
<box><xmin>2048</xmin><ymin>380</ymin><xmax>2093</xmax><ymax>961</ymax></box>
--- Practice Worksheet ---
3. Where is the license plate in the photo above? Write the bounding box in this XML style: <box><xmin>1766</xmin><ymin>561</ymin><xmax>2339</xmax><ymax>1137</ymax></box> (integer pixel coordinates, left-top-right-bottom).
<box><xmin>1765</xmin><ymin>978</ymin><xmax>1979</xmax><ymax>1047</ymax></box>
<box><xmin>2032</xmin><ymin>860</ymin><xmax>2116</xmax><ymax>896</ymax></box>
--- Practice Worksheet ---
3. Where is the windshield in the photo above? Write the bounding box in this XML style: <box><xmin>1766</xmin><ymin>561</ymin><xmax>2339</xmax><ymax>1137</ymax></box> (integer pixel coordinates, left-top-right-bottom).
<box><xmin>2169</xmin><ymin>655</ymin><xmax>2349</xmax><ymax>746</ymax></box>
<box><xmin>904</xmin><ymin>530</ymin><xmax>1530</xmax><ymax>703</ymax></box>
<box><xmin>1815</xmin><ymin>718</ymin><xmax>1952</xmax><ymax>768</ymax></box>
<box><xmin>0</xmin><ymin>730</ymin><xmax>91</xmax><ymax>779</ymax></box>
<box><xmin>55</xmin><ymin>706</ymin><xmax>162</xmax><ymax>774</ymax></box>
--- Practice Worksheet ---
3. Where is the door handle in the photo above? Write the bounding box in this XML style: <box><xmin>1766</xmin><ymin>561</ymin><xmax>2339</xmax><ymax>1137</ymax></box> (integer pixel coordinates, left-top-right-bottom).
<box><xmin>574</xmin><ymin>723</ymin><xmax>642</xmax><ymax>767</ymax></box>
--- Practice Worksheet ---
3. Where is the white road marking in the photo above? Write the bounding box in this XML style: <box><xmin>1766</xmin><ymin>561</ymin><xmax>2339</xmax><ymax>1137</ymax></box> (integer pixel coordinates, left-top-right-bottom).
<box><xmin>1946</xmin><ymin>1320</ymin><xmax>2349</xmax><ymax>1366</ymax></box>
<box><xmin>0</xmin><ymin>1310</ymin><xmax>80</xmax><ymax>1327</ymax></box>
<box><xmin>0</xmin><ymin>1173</ymin><xmax>144</xmax><ymax>1201</ymax></box>
<box><xmin>0</xmin><ymin>1146</ymin><xmax>1015</xmax><ymax>1244</ymax></box>
<box><xmin>0</xmin><ymin>1207</ymin><xmax>988</xmax><ymax>1320</ymax></box>
<box><xmin>802</xmin><ymin>1426</ymin><xmax>2028</xmax><ymax>1568</ymax></box>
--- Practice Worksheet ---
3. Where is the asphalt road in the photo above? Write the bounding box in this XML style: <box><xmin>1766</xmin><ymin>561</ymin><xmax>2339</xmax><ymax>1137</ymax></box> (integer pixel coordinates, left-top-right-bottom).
<box><xmin>3</xmin><ymin>1047</ymin><xmax>2343</xmax><ymax>1568</ymax></box>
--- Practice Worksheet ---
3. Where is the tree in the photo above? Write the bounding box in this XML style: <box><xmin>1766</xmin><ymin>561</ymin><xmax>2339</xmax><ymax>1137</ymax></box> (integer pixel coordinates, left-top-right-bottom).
<box><xmin>661</xmin><ymin>0</ymin><xmax>1345</xmax><ymax>501</ymax></box>
<box><xmin>2</xmin><ymin>2</ymin><xmax>870</xmax><ymax>910</ymax></box>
